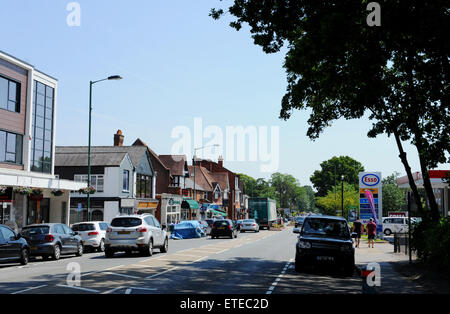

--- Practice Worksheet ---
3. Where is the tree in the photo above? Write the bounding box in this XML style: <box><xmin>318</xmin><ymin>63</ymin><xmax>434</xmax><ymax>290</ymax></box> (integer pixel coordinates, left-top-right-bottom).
<box><xmin>315</xmin><ymin>183</ymin><xmax>359</xmax><ymax>217</ymax></box>
<box><xmin>211</xmin><ymin>1</ymin><xmax>449</xmax><ymax>222</ymax></box>
<box><xmin>310</xmin><ymin>156</ymin><xmax>364</xmax><ymax>197</ymax></box>
<box><xmin>382</xmin><ymin>173</ymin><xmax>407</xmax><ymax>215</ymax></box>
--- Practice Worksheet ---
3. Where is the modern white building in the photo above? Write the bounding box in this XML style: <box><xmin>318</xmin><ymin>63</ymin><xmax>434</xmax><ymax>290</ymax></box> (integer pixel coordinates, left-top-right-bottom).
<box><xmin>0</xmin><ymin>50</ymin><xmax>86</xmax><ymax>230</ymax></box>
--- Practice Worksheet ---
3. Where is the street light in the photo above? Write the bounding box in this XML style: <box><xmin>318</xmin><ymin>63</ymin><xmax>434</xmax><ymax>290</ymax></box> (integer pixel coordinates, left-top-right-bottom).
<box><xmin>341</xmin><ymin>175</ymin><xmax>344</xmax><ymax>218</ymax></box>
<box><xmin>192</xmin><ymin>144</ymin><xmax>219</xmax><ymax>220</ymax></box>
<box><xmin>87</xmin><ymin>75</ymin><xmax>122</xmax><ymax>221</ymax></box>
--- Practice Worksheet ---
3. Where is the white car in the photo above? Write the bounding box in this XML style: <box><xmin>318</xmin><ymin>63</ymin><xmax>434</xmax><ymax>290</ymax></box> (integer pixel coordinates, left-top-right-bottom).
<box><xmin>382</xmin><ymin>217</ymin><xmax>421</xmax><ymax>235</ymax></box>
<box><xmin>240</xmin><ymin>219</ymin><xmax>260</xmax><ymax>233</ymax></box>
<box><xmin>71</xmin><ymin>221</ymin><xmax>109</xmax><ymax>252</ymax></box>
<box><xmin>105</xmin><ymin>214</ymin><xmax>168</xmax><ymax>257</ymax></box>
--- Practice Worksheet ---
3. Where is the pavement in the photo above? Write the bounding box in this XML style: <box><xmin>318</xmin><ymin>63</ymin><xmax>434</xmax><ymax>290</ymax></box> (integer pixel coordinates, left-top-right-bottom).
<box><xmin>354</xmin><ymin>238</ymin><xmax>431</xmax><ymax>294</ymax></box>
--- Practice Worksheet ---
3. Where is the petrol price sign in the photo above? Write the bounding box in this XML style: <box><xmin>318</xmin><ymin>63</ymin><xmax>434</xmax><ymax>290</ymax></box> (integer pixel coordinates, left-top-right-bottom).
<box><xmin>359</xmin><ymin>172</ymin><xmax>383</xmax><ymax>235</ymax></box>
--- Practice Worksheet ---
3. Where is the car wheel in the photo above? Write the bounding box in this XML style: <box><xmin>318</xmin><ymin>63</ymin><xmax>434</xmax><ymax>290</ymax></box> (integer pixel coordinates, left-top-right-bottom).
<box><xmin>160</xmin><ymin>238</ymin><xmax>168</xmax><ymax>253</ymax></box>
<box><xmin>76</xmin><ymin>243</ymin><xmax>83</xmax><ymax>256</ymax></box>
<box><xmin>98</xmin><ymin>239</ymin><xmax>105</xmax><ymax>252</ymax></box>
<box><xmin>20</xmin><ymin>248</ymin><xmax>29</xmax><ymax>265</ymax></box>
<box><xmin>53</xmin><ymin>244</ymin><xmax>61</xmax><ymax>260</ymax></box>
<box><xmin>384</xmin><ymin>229</ymin><xmax>392</xmax><ymax>236</ymax></box>
<box><xmin>142</xmin><ymin>240</ymin><xmax>153</xmax><ymax>257</ymax></box>
<box><xmin>105</xmin><ymin>248</ymin><xmax>115</xmax><ymax>258</ymax></box>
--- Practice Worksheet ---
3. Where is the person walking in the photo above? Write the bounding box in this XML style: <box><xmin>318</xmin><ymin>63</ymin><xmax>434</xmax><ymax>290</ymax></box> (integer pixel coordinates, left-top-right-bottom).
<box><xmin>352</xmin><ymin>217</ymin><xmax>364</xmax><ymax>248</ymax></box>
<box><xmin>366</xmin><ymin>218</ymin><xmax>377</xmax><ymax>248</ymax></box>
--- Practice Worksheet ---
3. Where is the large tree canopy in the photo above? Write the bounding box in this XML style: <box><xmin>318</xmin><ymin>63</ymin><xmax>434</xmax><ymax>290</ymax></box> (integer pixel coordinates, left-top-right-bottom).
<box><xmin>212</xmin><ymin>0</ymin><xmax>449</xmax><ymax>221</ymax></box>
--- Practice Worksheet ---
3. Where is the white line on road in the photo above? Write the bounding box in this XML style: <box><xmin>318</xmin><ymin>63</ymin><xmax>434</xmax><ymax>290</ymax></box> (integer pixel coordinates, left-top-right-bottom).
<box><xmin>56</xmin><ymin>284</ymin><xmax>100</xmax><ymax>293</ymax></box>
<box><xmin>11</xmin><ymin>285</ymin><xmax>48</xmax><ymax>294</ymax></box>
<box><xmin>146</xmin><ymin>267</ymin><xmax>178</xmax><ymax>279</ymax></box>
<box><xmin>103</xmin><ymin>272</ymin><xmax>142</xmax><ymax>280</ymax></box>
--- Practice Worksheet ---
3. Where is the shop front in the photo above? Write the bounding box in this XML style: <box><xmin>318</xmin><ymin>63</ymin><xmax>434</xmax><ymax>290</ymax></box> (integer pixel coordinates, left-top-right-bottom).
<box><xmin>181</xmin><ymin>198</ymin><xmax>200</xmax><ymax>221</ymax></box>
<box><xmin>157</xmin><ymin>193</ymin><xmax>182</xmax><ymax>228</ymax></box>
<box><xmin>136</xmin><ymin>199</ymin><xmax>159</xmax><ymax>216</ymax></box>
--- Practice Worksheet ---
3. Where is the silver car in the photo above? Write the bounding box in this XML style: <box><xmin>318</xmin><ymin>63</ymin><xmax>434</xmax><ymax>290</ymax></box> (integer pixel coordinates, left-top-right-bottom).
<box><xmin>240</xmin><ymin>219</ymin><xmax>260</xmax><ymax>233</ymax></box>
<box><xmin>72</xmin><ymin>221</ymin><xmax>109</xmax><ymax>252</ymax></box>
<box><xmin>105</xmin><ymin>214</ymin><xmax>168</xmax><ymax>257</ymax></box>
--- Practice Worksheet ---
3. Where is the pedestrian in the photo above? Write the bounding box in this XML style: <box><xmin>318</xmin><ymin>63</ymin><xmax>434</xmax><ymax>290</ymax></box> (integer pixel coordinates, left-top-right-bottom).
<box><xmin>366</xmin><ymin>218</ymin><xmax>377</xmax><ymax>248</ymax></box>
<box><xmin>352</xmin><ymin>217</ymin><xmax>364</xmax><ymax>248</ymax></box>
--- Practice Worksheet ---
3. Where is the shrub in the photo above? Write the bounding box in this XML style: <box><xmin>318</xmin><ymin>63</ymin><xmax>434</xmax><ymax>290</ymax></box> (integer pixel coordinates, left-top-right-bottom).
<box><xmin>411</xmin><ymin>217</ymin><xmax>450</xmax><ymax>273</ymax></box>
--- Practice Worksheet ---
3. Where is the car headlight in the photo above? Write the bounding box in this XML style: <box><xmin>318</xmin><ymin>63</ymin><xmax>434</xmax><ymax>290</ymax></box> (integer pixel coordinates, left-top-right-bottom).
<box><xmin>298</xmin><ymin>241</ymin><xmax>311</xmax><ymax>249</ymax></box>
<box><xmin>340</xmin><ymin>244</ymin><xmax>353</xmax><ymax>252</ymax></box>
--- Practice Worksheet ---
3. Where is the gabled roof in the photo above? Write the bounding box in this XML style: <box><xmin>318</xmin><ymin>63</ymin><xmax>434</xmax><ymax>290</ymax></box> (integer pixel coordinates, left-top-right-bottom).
<box><xmin>189</xmin><ymin>165</ymin><xmax>229</xmax><ymax>191</ymax></box>
<box><xmin>55</xmin><ymin>147</ymin><xmax>129</xmax><ymax>167</ymax></box>
<box><xmin>187</xmin><ymin>166</ymin><xmax>213</xmax><ymax>192</ymax></box>
<box><xmin>132</xmin><ymin>139</ymin><xmax>171</xmax><ymax>176</ymax></box>
<box><xmin>159</xmin><ymin>155</ymin><xmax>187</xmax><ymax>176</ymax></box>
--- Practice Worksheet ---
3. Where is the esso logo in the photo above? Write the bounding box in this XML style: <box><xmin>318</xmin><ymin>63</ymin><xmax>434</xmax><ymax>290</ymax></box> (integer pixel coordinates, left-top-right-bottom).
<box><xmin>361</xmin><ymin>174</ymin><xmax>380</xmax><ymax>186</ymax></box>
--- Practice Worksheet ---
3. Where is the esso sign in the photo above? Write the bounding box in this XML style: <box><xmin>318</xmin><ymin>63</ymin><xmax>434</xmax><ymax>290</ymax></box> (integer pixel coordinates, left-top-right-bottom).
<box><xmin>361</xmin><ymin>174</ymin><xmax>380</xmax><ymax>186</ymax></box>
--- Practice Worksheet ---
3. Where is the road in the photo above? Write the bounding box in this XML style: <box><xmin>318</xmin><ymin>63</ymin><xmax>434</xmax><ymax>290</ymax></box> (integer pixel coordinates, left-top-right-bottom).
<box><xmin>0</xmin><ymin>226</ymin><xmax>361</xmax><ymax>294</ymax></box>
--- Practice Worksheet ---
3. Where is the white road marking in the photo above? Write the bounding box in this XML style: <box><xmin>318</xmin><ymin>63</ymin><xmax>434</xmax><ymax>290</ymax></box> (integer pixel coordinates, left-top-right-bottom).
<box><xmin>11</xmin><ymin>285</ymin><xmax>47</xmax><ymax>294</ymax></box>
<box><xmin>103</xmin><ymin>272</ymin><xmax>142</xmax><ymax>279</ymax></box>
<box><xmin>146</xmin><ymin>267</ymin><xmax>178</xmax><ymax>279</ymax></box>
<box><xmin>102</xmin><ymin>286</ymin><xmax>125</xmax><ymax>294</ymax></box>
<box><xmin>56</xmin><ymin>284</ymin><xmax>100</xmax><ymax>293</ymax></box>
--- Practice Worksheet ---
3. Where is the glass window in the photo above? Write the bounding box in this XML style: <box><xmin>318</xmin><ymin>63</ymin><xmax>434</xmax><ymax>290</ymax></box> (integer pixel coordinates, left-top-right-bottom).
<box><xmin>1</xmin><ymin>226</ymin><xmax>15</xmax><ymax>241</ymax></box>
<box><xmin>62</xmin><ymin>225</ymin><xmax>73</xmax><ymax>235</ymax></box>
<box><xmin>0</xmin><ymin>76</ymin><xmax>20</xmax><ymax>113</ymax></box>
<box><xmin>123</xmin><ymin>170</ymin><xmax>129</xmax><ymax>191</ymax></box>
<box><xmin>0</xmin><ymin>131</ymin><xmax>5</xmax><ymax>161</ymax></box>
<box><xmin>0</xmin><ymin>131</ymin><xmax>22</xmax><ymax>164</ymax></box>
<box><xmin>0</xmin><ymin>228</ymin><xmax>5</xmax><ymax>243</ymax></box>
<box><xmin>152</xmin><ymin>217</ymin><xmax>161</xmax><ymax>228</ymax></box>
<box><xmin>111</xmin><ymin>217</ymin><xmax>142</xmax><ymax>227</ymax></box>
<box><xmin>54</xmin><ymin>225</ymin><xmax>65</xmax><ymax>234</ymax></box>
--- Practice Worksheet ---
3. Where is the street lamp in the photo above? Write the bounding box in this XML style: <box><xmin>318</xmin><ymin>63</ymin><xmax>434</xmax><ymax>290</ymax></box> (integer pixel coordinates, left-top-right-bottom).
<box><xmin>192</xmin><ymin>144</ymin><xmax>219</xmax><ymax>219</ymax></box>
<box><xmin>341</xmin><ymin>175</ymin><xmax>344</xmax><ymax>218</ymax></box>
<box><xmin>87</xmin><ymin>75</ymin><xmax>122</xmax><ymax>221</ymax></box>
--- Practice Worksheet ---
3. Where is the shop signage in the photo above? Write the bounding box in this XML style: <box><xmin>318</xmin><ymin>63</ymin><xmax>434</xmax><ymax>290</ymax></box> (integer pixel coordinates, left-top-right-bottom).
<box><xmin>359</xmin><ymin>172</ymin><xmax>383</xmax><ymax>234</ymax></box>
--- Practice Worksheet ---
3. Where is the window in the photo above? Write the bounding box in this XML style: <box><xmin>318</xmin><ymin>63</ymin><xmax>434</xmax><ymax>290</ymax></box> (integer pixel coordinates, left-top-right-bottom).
<box><xmin>123</xmin><ymin>170</ymin><xmax>130</xmax><ymax>191</ymax></box>
<box><xmin>173</xmin><ymin>176</ymin><xmax>180</xmax><ymax>187</ymax></box>
<box><xmin>74</xmin><ymin>174</ymin><xmax>104</xmax><ymax>192</ymax></box>
<box><xmin>0</xmin><ymin>130</ymin><xmax>22</xmax><ymax>164</ymax></box>
<box><xmin>31</xmin><ymin>81</ymin><xmax>54</xmax><ymax>173</ymax></box>
<box><xmin>136</xmin><ymin>174</ymin><xmax>152</xmax><ymax>198</ymax></box>
<box><xmin>0</xmin><ymin>76</ymin><xmax>20</xmax><ymax>113</ymax></box>
<box><xmin>54</xmin><ymin>225</ymin><xmax>65</xmax><ymax>234</ymax></box>
<box><xmin>152</xmin><ymin>216</ymin><xmax>161</xmax><ymax>228</ymax></box>
<box><xmin>62</xmin><ymin>225</ymin><xmax>73</xmax><ymax>235</ymax></box>
<box><xmin>0</xmin><ymin>226</ymin><xmax>15</xmax><ymax>241</ymax></box>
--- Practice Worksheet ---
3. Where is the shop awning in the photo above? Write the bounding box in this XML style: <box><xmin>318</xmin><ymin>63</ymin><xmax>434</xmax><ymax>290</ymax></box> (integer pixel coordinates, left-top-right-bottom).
<box><xmin>210</xmin><ymin>209</ymin><xmax>228</xmax><ymax>217</ymax></box>
<box><xmin>182</xmin><ymin>199</ymin><xmax>199</xmax><ymax>210</ymax></box>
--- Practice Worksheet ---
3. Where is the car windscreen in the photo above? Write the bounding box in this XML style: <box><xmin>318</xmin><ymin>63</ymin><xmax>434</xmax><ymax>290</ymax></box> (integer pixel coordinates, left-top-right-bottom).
<box><xmin>295</xmin><ymin>217</ymin><xmax>305</xmax><ymax>222</ymax></box>
<box><xmin>72</xmin><ymin>224</ymin><xmax>95</xmax><ymax>231</ymax></box>
<box><xmin>213</xmin><ymin>221</ymin><xmax>230</xmax><ymax>227</ymax></box>
<box><xmin>111</xmin><ymin>218</ymin><xmax>142</xmax><ymax>227</ymax></box>
<box><xmin>21</xmin><ymin>226</ymin><xmax>50</xmax><ymax>236</ymax></box>
<box><xmin>302</xmin><ymin>218</ymin><xmax>350</xmax><ymax>238</ymax></box>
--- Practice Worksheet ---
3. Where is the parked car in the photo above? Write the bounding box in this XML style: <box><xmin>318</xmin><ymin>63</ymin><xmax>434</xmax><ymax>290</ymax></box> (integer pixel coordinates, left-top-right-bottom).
<box><xmin>210</xmin><ymin>219</ymin><xmax>238</xmax><ymax>239</ymax></box>
<box><xmin>294</xmin><ymin>216</ymin><xmax>305</xmax><ymax>228</ymax></box>
<box><xmin>295</xmin><ymin>215</ymin><xmax>354</xmax><ymax>276</ymax></box>
<box><xmin>105</xmin><ymin>214</ymin><xmax>168</xmax><ymax>257</ymax></box>
<box><xmin>235</xmin><ymin>220</ymin><xmax>244</xmax><ymax>231</ymax></box>
<box><xmin>382</xmin><ymin>216</ymin><xmax>421</xmax><ymax>235</ymax></box>
<box><xmin>0</xmin><ymin>224</ymin><xmax>30</xmax><ymax>265</ymax></box>
<box><xmin>205</xmin><ymin>219</ymin><xmax>215</xmax><ymax>235</ymax></box>
<box><xmin>21</xmin><ymin>223</ymin><xmax>83</xmax><ymax>260</ymax></box>
<box><xmin>72</xmin><ymin>221</ymin><xmax>109</xmax><ymax>252</ymax></box>
<box><xmin>240</xmin><ymin>219</ymin><xmax>260</xmax><ymax>233</ymax></box>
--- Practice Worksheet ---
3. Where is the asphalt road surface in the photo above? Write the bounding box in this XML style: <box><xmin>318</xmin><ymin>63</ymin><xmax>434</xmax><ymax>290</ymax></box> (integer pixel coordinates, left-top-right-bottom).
<box><xmin>0</xmin><ymin>227</ymin><xmax>361</xmax><ymax>294</ymax></box>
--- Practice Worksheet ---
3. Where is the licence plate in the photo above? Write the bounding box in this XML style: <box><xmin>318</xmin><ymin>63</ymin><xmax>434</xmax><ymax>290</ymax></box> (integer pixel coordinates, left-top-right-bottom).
<box><xmin>317</xmin><ymin>256</ymin><xmax>334</xmax><ymax>261</ymax></box>
<box><xmin>218</xmin><ymin>227</ymin><xmax>225</xmax><ymax>230</ymax></box>
<box><xmin>82</xmin><ymin>241</ymin><xmax>85</xmax><ymax>245</ymax></box>
<box><xmin>31</xmin><ymin>246</ymin><xmax>37</xmax><ymax>251</ymax></box>
<box><xmin>118</xmin><ymin>231</ymin><xmax>131</xmax><ymax>235</ymax></box>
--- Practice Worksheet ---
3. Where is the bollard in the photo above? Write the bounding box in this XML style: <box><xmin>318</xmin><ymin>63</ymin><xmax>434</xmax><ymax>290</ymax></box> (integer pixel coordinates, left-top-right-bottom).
<box><xmin>361</xmin><ymin>265</ymin><xmax>379</xmax><ymax>294</ymax></box>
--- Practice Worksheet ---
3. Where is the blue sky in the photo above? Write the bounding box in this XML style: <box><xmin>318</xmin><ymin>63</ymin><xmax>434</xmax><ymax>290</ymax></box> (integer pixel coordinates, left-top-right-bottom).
<box><xmin>1</xmin><ymin>0</ymin><xmax>448</xmax><ymax>186</ymax></box>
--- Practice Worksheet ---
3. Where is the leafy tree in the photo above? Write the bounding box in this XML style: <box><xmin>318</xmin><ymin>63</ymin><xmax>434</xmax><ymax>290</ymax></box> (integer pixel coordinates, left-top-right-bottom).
<box><xmin>315</xmin><ymin>182</ymin><xmax>360</xmax><ymax>217</ymax></box>
<box><xmin>310</xmin><ymin>156</ymin><xmax>364</xmax><ymax>197</ymax></box>
<box><xmin>382</xmin><ymin>173</ymin><xmax>407</xmax><ymax>215</ymax></box>
<box><xmin>211</xmin><ymin>0</ymin><xmax>449</xmax><ymax>222</ymax></box>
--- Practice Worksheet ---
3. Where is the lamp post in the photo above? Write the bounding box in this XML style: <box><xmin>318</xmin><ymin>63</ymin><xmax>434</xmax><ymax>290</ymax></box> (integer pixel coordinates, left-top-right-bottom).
<box><xmin>341</xmin><ymin>175</ymin><xmax>344</xmax><ymax>218</ymax></box>
<box><xmin>87</xmin><ymin>75</ymin><xmax>122</xmax><ymax>221</ymax></box>
<box><xmin>192</xmin><ymin>144</ymin><xmax>219</xmax><ymax>219</ymax></box>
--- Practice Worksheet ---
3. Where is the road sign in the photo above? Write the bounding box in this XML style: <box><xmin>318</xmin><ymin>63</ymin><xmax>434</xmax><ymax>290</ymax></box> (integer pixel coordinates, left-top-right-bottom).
<box><xmin>359</xmin><ymin>172</ymin><xmax>383</xmax><ymax>235</ymax></box>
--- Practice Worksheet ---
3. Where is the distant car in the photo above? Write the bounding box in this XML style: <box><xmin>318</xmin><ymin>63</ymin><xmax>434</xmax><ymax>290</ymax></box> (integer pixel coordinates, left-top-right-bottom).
<box><xmin>71</xmin><ymin>221</ymin><xmax>109</xmax><ymax>252</ymax></box>
<box><xmin>21</xmin><ymin>223</ymin><xmax>83</xmax><ymax>260</ymax></box>
<box><xmin>295</xmin><ymin>215</ymin><xmax>355</xmax><ymax>276</ymax></box>
<box><xmin>294</xmin><ymin>216</ymin><xmax>305</xmax><ymax>228</ymax></box>
<box><xmin>240</xmin><ymin>219</ymin><xmax>259</xmax><ymax>233</ymax></box>
<box><xmin>211</xmin><ymin>219</ymin><xmax>238</xmax><ymax>239</ymax></box>
<box><xmin>105</xmin><ymin>214</ymin><xmax>168</xmax><ymax>257</ymax></box>
<box><xmin>235</xmin><ymin>220</ymin><xmax>244</xmax><ymax>231</ymax></box>
<box><xmin>0</xmin><ymin>224</ymin><xmax>30</xmax><ymax>265</ymax></box>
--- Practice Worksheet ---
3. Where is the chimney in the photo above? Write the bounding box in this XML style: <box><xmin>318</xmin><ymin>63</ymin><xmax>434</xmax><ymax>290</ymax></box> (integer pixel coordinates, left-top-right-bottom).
<box><xmin>114</xmin><ymin>130</ymin><xmax>124</xmax><ymax>146</ymax></box>
<box><xmin>218</xmin><ymin>155</ymin><xmax>223</xmax><ymax>168</ymax></box>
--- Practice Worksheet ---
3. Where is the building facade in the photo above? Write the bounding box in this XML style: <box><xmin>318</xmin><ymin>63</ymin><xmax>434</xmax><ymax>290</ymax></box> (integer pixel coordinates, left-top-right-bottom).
<box><xmin>0</xmin><ymin>51</ymin><xmax>86</xmax><ymax>230</ymax></box>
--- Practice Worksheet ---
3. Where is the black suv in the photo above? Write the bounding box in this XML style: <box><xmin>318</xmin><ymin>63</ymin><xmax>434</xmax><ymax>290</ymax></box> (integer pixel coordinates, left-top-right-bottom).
<box><xmin>21</xmin><ymin>224</ymin><xmax>83</xmax><ymax>260</ymax></box>
<box><xmin>211</xmin><ymin>219</ymin><xmax>238</xmax><ymax>239</ymax></box>
<box><xmin>295</xmin><ymin>215</ymin><xmax>354</xmax><ymax>276</ymax></box>
<box><xmin>0</xmin><ymin>224</ymin><xmax>30</xmax><ymax>265</ymax></box>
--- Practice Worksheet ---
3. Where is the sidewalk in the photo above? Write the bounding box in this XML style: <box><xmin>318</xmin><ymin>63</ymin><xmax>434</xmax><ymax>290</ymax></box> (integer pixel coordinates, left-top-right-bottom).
<box><xmin>354</xmin><ymin>239</ymin><xmax>430</xmax><ymax>294</ymax></box>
